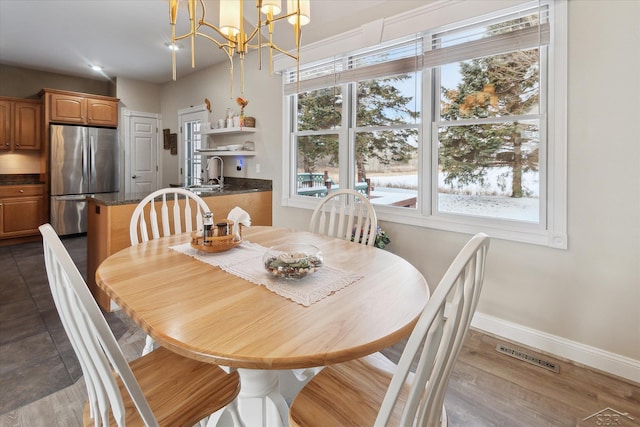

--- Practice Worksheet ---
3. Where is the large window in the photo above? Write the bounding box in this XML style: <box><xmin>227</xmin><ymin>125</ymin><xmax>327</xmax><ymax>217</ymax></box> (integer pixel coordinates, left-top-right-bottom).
<box><xmin>283</xmin><ymin>1</ymin><xmax>567</xmax><ymax>248</ymax></box>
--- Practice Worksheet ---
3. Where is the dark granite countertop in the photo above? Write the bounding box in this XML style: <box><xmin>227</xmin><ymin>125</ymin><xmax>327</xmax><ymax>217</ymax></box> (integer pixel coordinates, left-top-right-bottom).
<box><xmin>91</xmin><ymin>177</ymin><xmax>272</xmax><ymax>207</ymax></box>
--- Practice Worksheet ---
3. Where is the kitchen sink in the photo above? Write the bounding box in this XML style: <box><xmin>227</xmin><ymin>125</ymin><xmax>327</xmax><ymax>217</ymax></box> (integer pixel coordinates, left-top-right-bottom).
<box><xmin>185</xmin><ymin>184</ymin><xmax>221</xmax><ymax>192</ymax></box>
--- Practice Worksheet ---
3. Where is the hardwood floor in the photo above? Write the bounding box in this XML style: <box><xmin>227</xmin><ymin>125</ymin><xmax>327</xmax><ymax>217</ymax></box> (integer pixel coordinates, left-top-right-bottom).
<box><xmin>429</xmin><ymin>331</ymin><xmax>639</xmax><ymax>426</ymax></box>
<box><xmin>380</xmin><ymin>331</ymin><xmax>640</xmax><ymax>426</ymax></box>
<box><xmin>2</xmin><ymin>324</ymin><xmax>638</xmax><ymax>427</ymax></box>
<box><xmin>0</xmin><ymin>236</ymin><xmax>638</xmax><ymax>426</ymax></box>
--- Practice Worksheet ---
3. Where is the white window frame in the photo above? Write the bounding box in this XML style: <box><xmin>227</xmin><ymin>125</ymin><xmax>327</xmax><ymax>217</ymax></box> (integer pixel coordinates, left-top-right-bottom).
<box><xmin>281</xmin><ymin>0</ymin><xmax>567</xmax><ymax>248</ymax></box>
<box><xmin>178</xmin><ymin>105</ymin><xmax>207</xmax><ymax>186</ymax></box>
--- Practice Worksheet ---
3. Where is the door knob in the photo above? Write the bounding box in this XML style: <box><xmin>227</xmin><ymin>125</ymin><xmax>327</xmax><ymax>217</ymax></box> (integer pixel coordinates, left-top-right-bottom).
<box><xmin>132</xmin><ymin>175</ymin><xmax>137</xmax><ymax>179</ymax></box>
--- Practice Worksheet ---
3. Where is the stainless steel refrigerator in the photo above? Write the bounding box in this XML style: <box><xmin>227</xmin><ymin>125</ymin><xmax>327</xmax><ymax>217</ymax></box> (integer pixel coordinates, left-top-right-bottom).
<box><xmin>50</xmin><ymin>124</ymin><xmax>119</xmax><ymax>235</ymax></box>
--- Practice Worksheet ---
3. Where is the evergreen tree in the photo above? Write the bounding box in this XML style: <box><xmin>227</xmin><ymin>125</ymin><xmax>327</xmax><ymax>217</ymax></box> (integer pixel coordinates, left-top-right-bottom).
<box><xmin>355</xmin><ymin>76</ymin><xmax>418</xmax><ymax>181</ymax></box>
<box><xmin>296</xmin><ymin>75</ymin><xmax>418</xmax><ymax>180</ymax></box>
<box><xmin>296</xmin><ymin>87</ymin><xmax>341</xmax><ymax>174</ymax></box>
<box><xmin>439</xmin><ymin>43</ymin><xmax>540</xmax><ymax>197</ymax></box>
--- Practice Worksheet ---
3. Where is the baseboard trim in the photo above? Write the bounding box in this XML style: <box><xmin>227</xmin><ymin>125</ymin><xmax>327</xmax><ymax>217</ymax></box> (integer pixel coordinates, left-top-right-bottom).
<box><xmin>471</xmin><ymin>311</ymin><xmax>640</xmax><ymax>384</ymax></box>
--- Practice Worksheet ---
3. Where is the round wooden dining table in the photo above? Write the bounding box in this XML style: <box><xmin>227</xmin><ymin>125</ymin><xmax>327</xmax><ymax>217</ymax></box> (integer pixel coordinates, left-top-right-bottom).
<box><xmin>96</xmin><ymin>226</ymin><xmax>429</xmax><ymax>427</ymax></box>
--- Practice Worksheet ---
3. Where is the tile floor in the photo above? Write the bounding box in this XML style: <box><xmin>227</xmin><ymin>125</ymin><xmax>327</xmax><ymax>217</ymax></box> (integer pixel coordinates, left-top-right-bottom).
<box><xmin>0</xmin><ymin>235</ymin><xmax>128</xmax><ymax>414</ymax></box>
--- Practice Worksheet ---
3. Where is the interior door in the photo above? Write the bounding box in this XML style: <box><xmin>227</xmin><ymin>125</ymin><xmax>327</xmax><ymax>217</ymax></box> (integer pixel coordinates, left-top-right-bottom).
<box><xmin>125</xmin><ymin>111</ymin><xmax>160</xmax><ymax>194</ymax></box>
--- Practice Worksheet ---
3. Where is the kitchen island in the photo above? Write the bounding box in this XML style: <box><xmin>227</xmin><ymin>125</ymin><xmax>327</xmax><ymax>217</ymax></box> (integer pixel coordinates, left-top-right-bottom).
<box><xmin>87</xmin><ymin>178</ymin><xmax>272</xmax><ymax>311</ymax></box>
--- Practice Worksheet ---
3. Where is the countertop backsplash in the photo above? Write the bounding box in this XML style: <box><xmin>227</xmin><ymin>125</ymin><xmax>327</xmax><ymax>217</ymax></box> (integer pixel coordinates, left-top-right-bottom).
<box><xmin>0</xmin><ymin>174</ymin><xmax>44</xmax><ymax>185</ymax></box>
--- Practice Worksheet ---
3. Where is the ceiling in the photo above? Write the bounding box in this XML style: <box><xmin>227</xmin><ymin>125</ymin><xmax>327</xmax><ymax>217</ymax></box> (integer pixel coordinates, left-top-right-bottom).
<box><xmin>0</xmin><ymin>0</ymin><xmax>428</xmax><ymax>85</ymax></box>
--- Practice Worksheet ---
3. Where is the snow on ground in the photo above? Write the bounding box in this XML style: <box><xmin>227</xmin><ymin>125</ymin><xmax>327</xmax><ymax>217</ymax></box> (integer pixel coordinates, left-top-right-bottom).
<box><xmin>368</xmin><ymin>168</ymin><xmax>540</xmax><ymax>222</ymax></box>
<box><xmin>438</xmin><ymin>193</ymin><xmax>539</xmax><ymax>222</ymax></box>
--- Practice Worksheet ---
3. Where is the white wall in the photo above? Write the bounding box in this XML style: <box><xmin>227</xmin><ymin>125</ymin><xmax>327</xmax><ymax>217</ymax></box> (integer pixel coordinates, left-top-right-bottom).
<box><xmin>159</xmin><ymin>54</ymin><xmax>282</xmax><ymax>188</ymax></box>
<box><xmin>115</xmin><ymin>77</ymin><xmax>162</xmax><ymax>114</ymax></box>
<box><xmin>156</xmin><ymin>1</ymin><xmax>640</xmax><ymax>380</ymax></box>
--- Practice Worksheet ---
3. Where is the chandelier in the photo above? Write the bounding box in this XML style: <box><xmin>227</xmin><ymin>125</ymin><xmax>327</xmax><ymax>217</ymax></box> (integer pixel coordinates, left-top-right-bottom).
<box><xmin>169</xmin><ymin>0</ymin><xmax>310</xmax><ymax>94</ymax></box>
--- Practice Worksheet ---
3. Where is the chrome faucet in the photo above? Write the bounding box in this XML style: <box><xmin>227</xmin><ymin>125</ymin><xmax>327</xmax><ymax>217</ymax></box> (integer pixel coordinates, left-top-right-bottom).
<box><xmin>206</xmin><ymin>156</ymin><xmax>224</xmax><ymax>188</ymax></box>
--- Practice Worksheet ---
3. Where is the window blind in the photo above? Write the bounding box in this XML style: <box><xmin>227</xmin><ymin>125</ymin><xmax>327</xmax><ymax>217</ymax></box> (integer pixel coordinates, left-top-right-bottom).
<box><xmin>425</xmin><ymin>5</ymin><xmax>550</xmax><ymax>68</ymax></box>
<box><xmin>284</xmin><ymin>3</ymin><xmax>549</xmax><ymax>94</ymax></box>
<box><xmin>284</xmin><ymin>38</ymin><xmax>422</xmax><ymax>95</ymax></box>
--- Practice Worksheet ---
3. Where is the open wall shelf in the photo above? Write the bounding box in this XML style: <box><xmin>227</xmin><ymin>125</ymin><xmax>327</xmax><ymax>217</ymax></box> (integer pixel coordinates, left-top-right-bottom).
<box><xmin>201</xmin><ymin>127</ymin><xmax>256</xmax><ymax>135</ymax></box>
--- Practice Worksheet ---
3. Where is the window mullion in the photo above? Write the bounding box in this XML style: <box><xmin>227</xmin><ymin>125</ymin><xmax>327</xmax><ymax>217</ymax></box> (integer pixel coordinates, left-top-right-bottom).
<box><xmin>343</xmin><ymin>82</ymin><xmax>355</xmax><ymax>189</ymax></box>
<box><xmin>423</xmin><ymin>66</ymin><xmax>436</xmax><ymax>217</ymax></box>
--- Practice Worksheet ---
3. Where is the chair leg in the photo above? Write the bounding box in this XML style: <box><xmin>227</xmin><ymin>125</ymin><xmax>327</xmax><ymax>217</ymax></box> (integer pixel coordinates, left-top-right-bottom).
<box><xmin>441</xmin><ymin>404</ymin><xmax>448</xmax><ymax>426</ymax></box>
<box><xmin>141</xmin><ymin>335</ymin><xmax>156</xmax><ymax>356</ymax></box>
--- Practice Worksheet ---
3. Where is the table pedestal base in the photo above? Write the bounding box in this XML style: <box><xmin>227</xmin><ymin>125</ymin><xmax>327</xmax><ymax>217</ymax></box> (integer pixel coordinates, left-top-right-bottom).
<box><xmin>206</xmin><ymin>369</ymin><xmax>296</xmax><ymax>427</ymax></box>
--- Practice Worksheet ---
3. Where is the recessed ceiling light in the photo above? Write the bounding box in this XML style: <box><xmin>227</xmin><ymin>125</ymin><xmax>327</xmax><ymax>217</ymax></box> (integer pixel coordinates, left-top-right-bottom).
<box><xmin>89</xmin><ymin>64</ymin><xmax>104</xmax><ymax>71</ymax></box>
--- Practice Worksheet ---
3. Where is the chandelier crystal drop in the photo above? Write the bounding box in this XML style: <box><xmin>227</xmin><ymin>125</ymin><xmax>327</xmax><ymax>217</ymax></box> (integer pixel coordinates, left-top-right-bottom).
<box><xmin>169</xmin><ymin>0</ymin><xmax>310</xmax><ymax>95</ymax></box>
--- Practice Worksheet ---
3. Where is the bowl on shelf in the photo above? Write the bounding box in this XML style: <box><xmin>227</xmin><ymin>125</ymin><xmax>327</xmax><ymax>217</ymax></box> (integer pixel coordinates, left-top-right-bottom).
<box><xmin>227</xmin><ymin>144</ymin><xmax>243</xmax><ymax>151</ymax></box>
<box><xmin>263</xmin><ymin>244</ymin><xmax>324</xmax><ymax>279</ymax></box>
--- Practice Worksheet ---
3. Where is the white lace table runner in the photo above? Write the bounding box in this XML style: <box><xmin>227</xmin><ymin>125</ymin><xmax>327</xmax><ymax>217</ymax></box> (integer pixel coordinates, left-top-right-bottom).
<box><xmin>169</xmin><ymin>241</ymin><xmax>265</xmax><ymax>267</ymax></box>
<box><xmin>169</xmin><ymin>241</ymin><xmax>363</xmax><ymax>306</ymax></box>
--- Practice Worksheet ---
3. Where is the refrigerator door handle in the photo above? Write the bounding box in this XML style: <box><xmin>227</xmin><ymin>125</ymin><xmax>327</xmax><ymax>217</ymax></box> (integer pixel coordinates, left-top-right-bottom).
<box><xmin>53</xmin><ymin>195</ymin><xmax>88</xmax><ymax>201</ymax></box>
<box><xmin>83</xmin><ymin>128</ymin><xmax>90</xmax><ymax>190</ymax></box>
<box><xmin>89</xmin><ymin>133</ymin><xmax>95</xmax><ymax>183</ymax></box>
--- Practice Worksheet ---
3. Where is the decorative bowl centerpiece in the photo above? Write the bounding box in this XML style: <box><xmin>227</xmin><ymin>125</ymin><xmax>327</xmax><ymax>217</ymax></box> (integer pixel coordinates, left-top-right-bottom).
<box><xmin>263</xmin><ymin>244</ymin><xmax>324</xmax><ymax>279</ymax></box>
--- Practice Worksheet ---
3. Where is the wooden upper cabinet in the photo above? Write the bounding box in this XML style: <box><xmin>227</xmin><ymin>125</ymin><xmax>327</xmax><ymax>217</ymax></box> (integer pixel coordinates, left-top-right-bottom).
<box><xmin>42</xmin><ymin>89</ymin><xmax>118</xmax><ymax>127</ymax></box>
<box><xmin>49</xmin><ymin>93</ymin><xmax>87</xmax><ymax>124</ymax></box>
<box><xmin>87</xmin><ymin>98</ymin><xmax>118</xmax><ymax>126</ymax></box>
<box><xmin>13</xmin><ymin>101</ymin><xmax>42</xmax><ymax>150</ymax></box>
<box><xmin>0</xmin><ymin>97</ymin><xmax>42</xmax><ymax>151</ymax></box>
<box><xmin>0</xmin><ymin>100</ymin><xmax>10</xmax><ymax>150</ymax></box>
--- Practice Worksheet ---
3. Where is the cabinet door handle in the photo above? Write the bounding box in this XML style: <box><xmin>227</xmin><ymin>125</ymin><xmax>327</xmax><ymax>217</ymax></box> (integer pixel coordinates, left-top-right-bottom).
<box><xmin>132</xmin><ymin>175</ymin><xmax>137</xmax><ymax>179</ymax></box>
<box><xmin>19</xmin><ymin>189</ymin><xmax>24</xmax><ymax>193</ymax></box>
<box><xmin>4</xmin><ymin>142</ymin><xmax>8</xmax><ymax>146</ymax></box>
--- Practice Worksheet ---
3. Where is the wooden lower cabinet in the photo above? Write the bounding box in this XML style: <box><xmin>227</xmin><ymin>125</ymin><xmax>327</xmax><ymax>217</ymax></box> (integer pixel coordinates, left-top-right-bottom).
<box><xmin>0</xmin><ymin>185</ymin><xmax>45</xmax><ymax>239</ymax></box>
<box><xmin>87</xmin><ymin>191</ymin><xmax>272</xmax><ymax>311</ymax></box>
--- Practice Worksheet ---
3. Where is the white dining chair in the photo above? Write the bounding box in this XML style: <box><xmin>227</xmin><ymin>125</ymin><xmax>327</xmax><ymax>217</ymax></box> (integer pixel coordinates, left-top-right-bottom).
<box><xmin>309</xmin><ymin>189</ymin><xmax>378</xmax><ymax>247</ymax></box>
<box><xmin>289</xmin><ymin>233</ymin><xmax>490</xmax><ymax>427</ymax></box>
<box><xmin>129</xmin><ymin>187</ymin><xmax>210</xmax><ymax>245</ymax></box>
<box><xmin>129</xmin><ymin>187</ymin><xmax>211</xmax><ymax>354</ymax></box>
<box><xmin>39</xmin><ymin>223</ymin><xmax>240</xmax><ymax>427</ymax></box>
<box><xmin>290</xmin><ymin>189</ymin><xmax>379</xmax><ymax>385</ymax></box>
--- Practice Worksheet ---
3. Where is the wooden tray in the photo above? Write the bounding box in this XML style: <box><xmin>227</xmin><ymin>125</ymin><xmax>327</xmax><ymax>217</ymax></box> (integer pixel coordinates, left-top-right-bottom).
<box><xmin>190</xmin><ymin>221</ymin><xmax>242</xmax><ymax>253</ymax></box>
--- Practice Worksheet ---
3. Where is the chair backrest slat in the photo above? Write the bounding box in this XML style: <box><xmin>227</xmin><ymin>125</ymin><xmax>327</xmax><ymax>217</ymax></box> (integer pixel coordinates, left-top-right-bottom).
<box><xmin>375</xmin><ymin>233</ymin><xmax>490</xmax><ymax>427</ymax></box>
<box><xmin>310</xmin><ymin>189</ymin><xmax>378</xmax><ymax>247</ymax></box>
<box><xmin>130</xmin><ymin>188</ymin><xmax>210</xmax><ymax>245</ymax></box>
